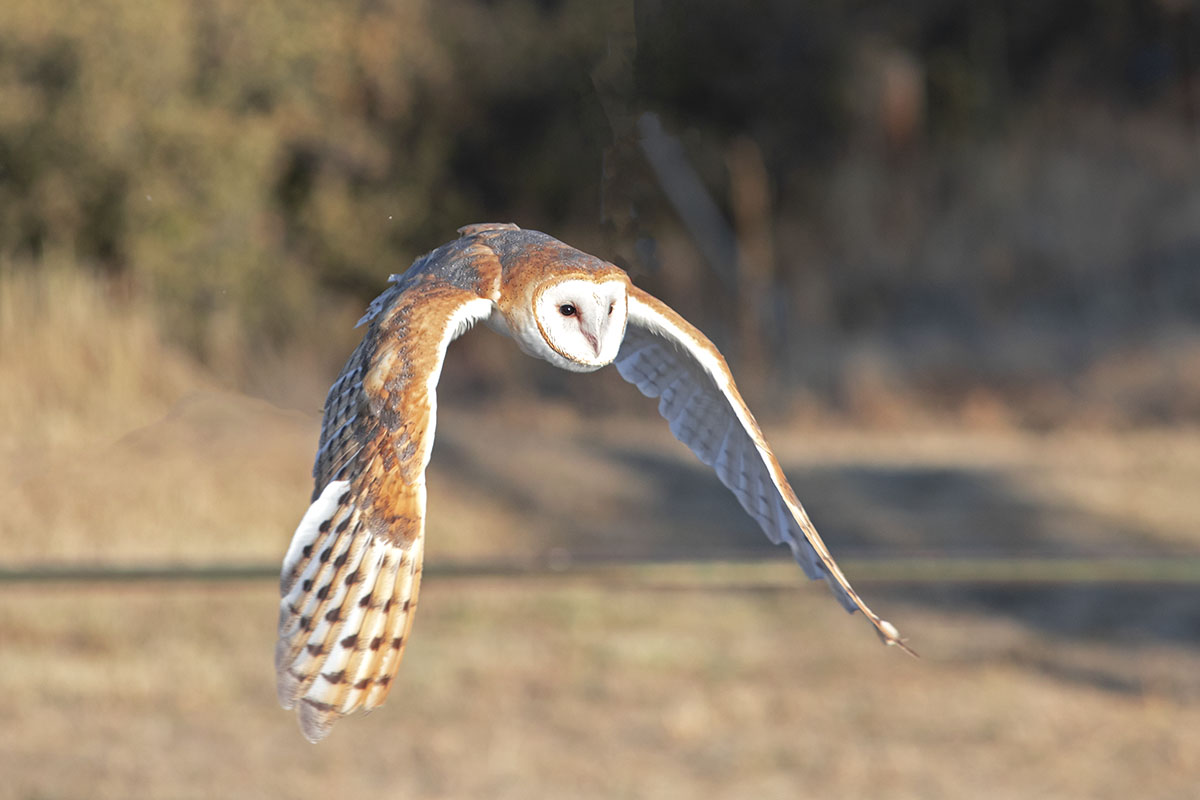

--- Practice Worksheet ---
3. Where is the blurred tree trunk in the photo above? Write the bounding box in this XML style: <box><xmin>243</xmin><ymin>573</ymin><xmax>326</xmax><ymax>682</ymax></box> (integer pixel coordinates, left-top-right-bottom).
<box><xmin>726</xmin><ymin>136</ymin><xmax>774</xmax><ymax>398</ymax></box>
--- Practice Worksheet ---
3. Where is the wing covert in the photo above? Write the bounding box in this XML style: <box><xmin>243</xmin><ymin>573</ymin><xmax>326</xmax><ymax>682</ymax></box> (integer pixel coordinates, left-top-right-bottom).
<box><xmin>615</xmin><ymin>287</ymin><xmax>908</xmax><ymax>652</ymax></box>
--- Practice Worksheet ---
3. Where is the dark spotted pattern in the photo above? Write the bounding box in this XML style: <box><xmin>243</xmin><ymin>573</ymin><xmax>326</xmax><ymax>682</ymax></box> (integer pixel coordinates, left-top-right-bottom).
<box><xmin>277</xmin><ymin>224</ymin><xmax>651</xmax><ymax>743</ymax></box>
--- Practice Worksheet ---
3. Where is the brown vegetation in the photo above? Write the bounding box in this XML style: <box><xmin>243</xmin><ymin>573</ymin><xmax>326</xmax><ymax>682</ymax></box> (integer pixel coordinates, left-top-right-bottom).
<box><xmin>2</xmin><ymin>0</ymin><xmax>1198</xmax><ymax>423</ymax></box>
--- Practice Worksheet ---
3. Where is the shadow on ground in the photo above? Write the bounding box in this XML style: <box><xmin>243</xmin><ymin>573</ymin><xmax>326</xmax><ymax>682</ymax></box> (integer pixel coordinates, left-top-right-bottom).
<box><xmin>613</xmin><ymin>445</ymin><xmax>1200</xmax><ymax>652</ymax></box>
<box><xmin>430</xmin><ymin>418</ymin><xmax>1200</xmax><ymax>661</ymax></box>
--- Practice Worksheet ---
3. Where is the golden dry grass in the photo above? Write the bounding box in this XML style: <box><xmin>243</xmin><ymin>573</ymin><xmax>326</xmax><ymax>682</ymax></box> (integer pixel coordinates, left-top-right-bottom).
<box><xmin>3</xmin><ymin>582</ymin><xmax>1199</xmax><ymax>800</ymax></box>
<box><xmin>3</xmin><ymin>268</ymin><xmax>1200</xmax><ymax>799</ymax></box>
<box><xmin>0</xmin><ymin>262</ymin><xmax>208</xmax><ymax>455</ymax></box>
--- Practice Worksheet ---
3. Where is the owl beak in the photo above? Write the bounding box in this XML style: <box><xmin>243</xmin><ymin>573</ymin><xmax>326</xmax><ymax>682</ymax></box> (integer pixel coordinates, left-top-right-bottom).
<box><xmin>581</xmin><ymin>313</ymin><xmax>605</xmax><ymax>358</ymax></box>
<box><xmin>581</xmin><ymin>330</ymin><xmax>601</xmax><ymax>357</ymax></box>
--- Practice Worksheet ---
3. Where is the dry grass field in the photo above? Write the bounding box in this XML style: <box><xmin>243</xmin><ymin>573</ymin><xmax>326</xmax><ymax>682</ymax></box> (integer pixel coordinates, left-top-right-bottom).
<box><xmin>3</xmin><ymin>269</ymin><xmax>1200</xmax><ymax>799</ymax></box>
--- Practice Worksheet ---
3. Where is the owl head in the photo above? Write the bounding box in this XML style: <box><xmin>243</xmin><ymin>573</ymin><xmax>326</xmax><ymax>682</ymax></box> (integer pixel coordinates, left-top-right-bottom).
<box><xmin>483</xmin><ymin>229</ymin><xmax>631</xmax><ymax>372</ymax></box>
<box><xmin>527</xmin><ymin>276</ymin><xmax>629</xmax><ymax>372</ymax></box>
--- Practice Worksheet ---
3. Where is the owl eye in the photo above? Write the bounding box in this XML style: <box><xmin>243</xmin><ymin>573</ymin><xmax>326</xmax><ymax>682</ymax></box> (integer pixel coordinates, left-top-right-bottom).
<box><xmin>608</xmin><ymin>302</ymin><xmax>615</xmax><ymax>316</ymax></box>
<box><xmin>559</xmin><ymin>304</ymin><xmax>576</xmax><ymax>317</ymax></box>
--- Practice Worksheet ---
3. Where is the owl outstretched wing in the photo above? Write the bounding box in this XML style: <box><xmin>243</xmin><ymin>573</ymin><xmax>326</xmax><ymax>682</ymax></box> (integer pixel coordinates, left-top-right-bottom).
<box><xmin>614</xmin><ymin>287</ymin><xmax>910</xmax><ymax>652</ymax></box>
<box><xmin>276</xmin><ymin>256</ymin><xmax>497</xmax><ymax>742</ymax></box>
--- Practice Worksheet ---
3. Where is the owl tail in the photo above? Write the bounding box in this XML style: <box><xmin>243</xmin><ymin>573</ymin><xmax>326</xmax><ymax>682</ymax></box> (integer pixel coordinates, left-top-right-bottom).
<box><xmin>275</xmin><ymin>480</ymin><xmax>424</xmax><ymax>742</ymax></box>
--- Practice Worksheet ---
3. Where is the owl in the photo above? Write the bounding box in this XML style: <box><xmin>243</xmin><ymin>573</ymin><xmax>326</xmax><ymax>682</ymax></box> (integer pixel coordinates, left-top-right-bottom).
<box><xmin>276</xmin><ymin>223</ymin><xmax>908</xmax><ymax>742</ymax></box>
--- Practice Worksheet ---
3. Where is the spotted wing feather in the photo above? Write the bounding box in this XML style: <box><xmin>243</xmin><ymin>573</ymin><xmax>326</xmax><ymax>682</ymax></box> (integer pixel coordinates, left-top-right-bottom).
<box><xmin>277</xmin><ymin>271</ymin><xmax>496</xmax><ymax>742</ymax></box>
<box><xmin>615</xmin><ymin>287</ymin><xmax>909</xmax><ymax>652</ymax></box>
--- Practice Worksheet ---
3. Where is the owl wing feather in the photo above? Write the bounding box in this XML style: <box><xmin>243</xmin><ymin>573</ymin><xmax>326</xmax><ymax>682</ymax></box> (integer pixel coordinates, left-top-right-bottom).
<box><xmin>276</xmin><ymin>272</ymin><xmax>496</xmax><ymax>742</ymax></box>
<box><xmin>615</xmin><ymin>287</ymin><xmax>910</xmax><ymax>653</ymax></box>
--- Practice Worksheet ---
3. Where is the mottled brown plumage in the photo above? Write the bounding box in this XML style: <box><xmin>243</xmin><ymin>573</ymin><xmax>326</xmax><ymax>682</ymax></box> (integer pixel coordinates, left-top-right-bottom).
<box><xmin>276</xmin><ymin>223</ymin><xmax>908</xmax><ymax>742</ymax></box>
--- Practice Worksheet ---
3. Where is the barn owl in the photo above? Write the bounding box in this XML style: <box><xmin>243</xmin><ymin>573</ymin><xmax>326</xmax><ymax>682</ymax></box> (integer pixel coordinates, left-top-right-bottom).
<box><xmin>276</xmin><ymin>223</ymin><xmax>908</xmax><ymax>742</ymax></box>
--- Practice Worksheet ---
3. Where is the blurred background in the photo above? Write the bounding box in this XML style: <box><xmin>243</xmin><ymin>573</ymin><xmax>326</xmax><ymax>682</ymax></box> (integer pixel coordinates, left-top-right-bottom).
<box><xmin>2</xmin><ymin>1</ymin><xmax>1199</xmax><ymax>798</ymax></box>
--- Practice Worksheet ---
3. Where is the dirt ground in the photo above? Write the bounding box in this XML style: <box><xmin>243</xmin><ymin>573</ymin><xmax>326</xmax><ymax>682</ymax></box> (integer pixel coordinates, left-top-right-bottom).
<box><xmin>3</xmin><ymin>383</ymin><xmax>1200</xmax><ymax>799</ymax></box>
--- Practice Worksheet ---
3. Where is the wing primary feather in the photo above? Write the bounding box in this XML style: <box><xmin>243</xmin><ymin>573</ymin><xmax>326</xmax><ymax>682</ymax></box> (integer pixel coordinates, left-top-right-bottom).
<box><xmin>616</xmin><ymin>287</ymin><xmax>914</xmax><ymax>655</ymax></box>
<box><xmin>277</xmin><ymin>518</ymin><xmax>373</xmax><ymax>703</ymax></box>
<box><xmin>282</xmin><ymin>535</ymin><xmax>384</xmax><ymax>734</ymax></box>
<box><xmin>314</xmin><ymin>543</ymin><xmax>399</xmax><ymax>715</ymax></box>
<box><xmin>280</xmin><ymin>480</ymin><xmax>350</xmax><ymax>595</ymax></box>
<box><xmin>340</xmin><ymin>560</ymin><xmax>402</xmax><ymax>711</ymax></box>
<box><xmin>290</xmin><ymin>544</ymin><xmax>384</xmax><ymax>699</ymax></box>
<box><xmin>281</xmin><ymin>511</ymin><xmax>363</xmax><ymax>643</ymax></box>
<box><xmin>279</xmin><ymin>505</ymin><xmax>359</xmax><ymax>644</ymax></box>
<box><xmin>290</xmin><ymin>532</ymin><xmax>425</xmax><ymax>741</ymax></box>
<box><xmin>365</xmin><ymin>535</ymin><xmax>424</xmax><ymax>709</ymax></box>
